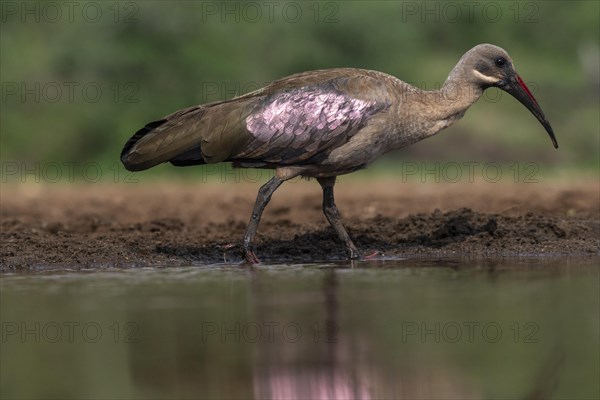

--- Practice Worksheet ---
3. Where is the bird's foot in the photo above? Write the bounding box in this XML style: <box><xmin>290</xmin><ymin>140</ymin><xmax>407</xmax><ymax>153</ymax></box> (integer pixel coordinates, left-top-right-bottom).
<box><xmin>244</xmin><ymin>248</ymin><xmax>260</xmax><ymax>265</ymax></box>
<box><xmin>217</xmin><ymin>242</ymin><xmax>260</xmax><ymax>264</ymax></box>
<box><xmin>347</xmin><ymin>248</ymin><xmax>380</xmax><ymax>261</ymax></box>
<box><xmin>362</xmin><ymin>250</ymin><xmax>380</xmax><ymax>260</ymax></box>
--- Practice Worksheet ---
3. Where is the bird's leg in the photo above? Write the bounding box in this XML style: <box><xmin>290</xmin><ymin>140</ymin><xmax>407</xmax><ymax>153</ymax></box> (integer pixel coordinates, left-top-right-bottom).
<box><xmin>243</xmin><ymin>176</ymin><xmax>284</xmax><ymax>264</ymax></box>
<box><xmin>317</xmin><ymin>177</ymin><xmax>361</xmax><ymax>259</ymax></box>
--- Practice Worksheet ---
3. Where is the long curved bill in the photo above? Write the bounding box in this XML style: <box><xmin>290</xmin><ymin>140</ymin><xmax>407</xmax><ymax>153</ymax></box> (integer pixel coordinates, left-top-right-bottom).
<box><xmin>502</xmin><ymin>75</ymin><xmax>558</xmax><ymax>149</ymax></box>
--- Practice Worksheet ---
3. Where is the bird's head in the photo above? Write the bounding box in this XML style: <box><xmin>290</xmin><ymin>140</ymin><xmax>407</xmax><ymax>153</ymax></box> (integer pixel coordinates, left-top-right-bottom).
<box><xmin>462</xmin><ymin>43</ymin><xmax>558</xmax><ymax>149</ymax></box>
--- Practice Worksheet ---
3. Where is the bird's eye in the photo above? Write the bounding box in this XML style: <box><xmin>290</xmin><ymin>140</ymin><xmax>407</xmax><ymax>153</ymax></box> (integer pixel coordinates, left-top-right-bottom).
<box><xmin>495</xmin><ymin>57</ymin><xmax>507</xmax><ymax>67</ymax></box>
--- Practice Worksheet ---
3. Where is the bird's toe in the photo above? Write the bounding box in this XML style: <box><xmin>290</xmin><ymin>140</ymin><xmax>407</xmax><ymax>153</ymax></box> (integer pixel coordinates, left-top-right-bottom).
<box><xmin>244</xmin><ymin>249</ymin><xmax>260</xmax><ymax>265</ymax></box>
<box><xmin>362</xmin><ymin>250</ymin><xmax>380</xmax><ymax>260</ymax></box>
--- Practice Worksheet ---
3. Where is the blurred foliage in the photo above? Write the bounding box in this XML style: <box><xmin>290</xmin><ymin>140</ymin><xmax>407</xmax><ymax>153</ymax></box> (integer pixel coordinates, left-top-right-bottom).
<box><xmin>1</xmin><ymin>0</ymin><xmax>598</xmax><ymax>180</ymax></box>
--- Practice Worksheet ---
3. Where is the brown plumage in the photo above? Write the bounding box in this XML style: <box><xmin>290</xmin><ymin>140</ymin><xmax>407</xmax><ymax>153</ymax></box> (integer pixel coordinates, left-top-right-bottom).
<box><xmin>121</xmin><ymin>44</ymin><xmax>558</xmax><ymax>263</ymax></box>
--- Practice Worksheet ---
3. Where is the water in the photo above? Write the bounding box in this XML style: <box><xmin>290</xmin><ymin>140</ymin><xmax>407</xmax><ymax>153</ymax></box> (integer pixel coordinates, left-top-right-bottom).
<box><xmin>1</xmin><ymin>258</ymin><xmax>598</xmax><ymax>399</ymax></box>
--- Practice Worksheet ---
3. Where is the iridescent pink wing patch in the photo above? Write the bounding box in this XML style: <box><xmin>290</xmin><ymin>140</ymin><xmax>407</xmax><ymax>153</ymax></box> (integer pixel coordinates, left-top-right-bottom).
<box><xmin>242</xmin><ymin>84</ymin><xmax>387</xmax><ymax>163</ymax></box>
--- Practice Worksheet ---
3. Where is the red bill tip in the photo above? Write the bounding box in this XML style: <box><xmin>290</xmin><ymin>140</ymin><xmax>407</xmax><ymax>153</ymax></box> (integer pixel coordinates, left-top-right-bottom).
<box><xmin>517</xmin><ymin>75</ymin><xmax>538</xmax><ymax>105</ymax></box>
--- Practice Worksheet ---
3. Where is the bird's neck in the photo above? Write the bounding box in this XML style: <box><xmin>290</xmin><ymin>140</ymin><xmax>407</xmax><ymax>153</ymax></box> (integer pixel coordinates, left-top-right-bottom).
<box><xmin>430</xmin><ymin>78</ymin><xmax>483</xmax><ymax>122</ymax></box>
<box><xmin>407</xmin><ymin>77</ymin><xmax>484</xmax><ymax>140</ymax></box>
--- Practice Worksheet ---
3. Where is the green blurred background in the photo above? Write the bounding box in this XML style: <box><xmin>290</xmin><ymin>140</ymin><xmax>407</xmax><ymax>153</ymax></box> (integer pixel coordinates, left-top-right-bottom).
<box><xmin>1</xmin><ymin>0</ymin><xmax>599</xmax><ymax>181</ymax></box>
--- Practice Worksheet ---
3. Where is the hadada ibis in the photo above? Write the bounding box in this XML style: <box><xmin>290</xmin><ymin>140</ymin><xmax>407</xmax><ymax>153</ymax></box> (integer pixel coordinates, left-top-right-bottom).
<box><xmin>121</xmin><ymin>44</ymin><xmax>558</xmax><ymax>263</ymax></box>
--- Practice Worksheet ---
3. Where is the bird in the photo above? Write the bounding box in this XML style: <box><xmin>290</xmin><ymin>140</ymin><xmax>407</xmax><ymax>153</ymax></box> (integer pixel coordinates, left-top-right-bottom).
<box><xmin>121</xmin><ymin>43</ymin><xmax>558</xmax><ymax>264</ymax></box>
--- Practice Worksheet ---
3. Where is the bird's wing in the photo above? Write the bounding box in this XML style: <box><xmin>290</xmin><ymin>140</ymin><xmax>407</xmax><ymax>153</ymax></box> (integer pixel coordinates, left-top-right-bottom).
<box><xmin>121</xmin><ymin>70</ymin><xmax>393</xmax><ymax>171</ymax></box>
<box><xmin>233</xmin><ymin>78</ymin><xmax>390</xmax><ymax>165</ymax></box>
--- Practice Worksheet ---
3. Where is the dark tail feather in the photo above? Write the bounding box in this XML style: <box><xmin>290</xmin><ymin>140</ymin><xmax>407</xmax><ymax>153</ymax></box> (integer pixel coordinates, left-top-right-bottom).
<box><xmin>120</xmin><ymin>106</ymin><xmax>206</xmax><ymax>172</ymax></box>
<box><xmin>120</xmin><ymin>120</ymin><xmax>167</xmax><ymax>171</ymax></box>
<box><xmin>169</xmin><ymin>145</ymin><xmax>205</xmax><ymax>167</ymax></box>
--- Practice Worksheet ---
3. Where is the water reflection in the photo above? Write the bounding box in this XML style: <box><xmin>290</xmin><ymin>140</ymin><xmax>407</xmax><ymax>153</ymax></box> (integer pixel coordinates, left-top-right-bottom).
<box><xmin>1</xmin><ymin>258</ymin><xmax>598</xmax><ymax>399</ymax></box>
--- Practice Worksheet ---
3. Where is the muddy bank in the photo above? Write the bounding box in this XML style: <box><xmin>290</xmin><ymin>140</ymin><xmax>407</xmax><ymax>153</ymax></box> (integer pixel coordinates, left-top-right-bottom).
<box><xmin>1</xmin><ymin>180</ymin><xmax>598</xmax><ymax>271</ymax></box>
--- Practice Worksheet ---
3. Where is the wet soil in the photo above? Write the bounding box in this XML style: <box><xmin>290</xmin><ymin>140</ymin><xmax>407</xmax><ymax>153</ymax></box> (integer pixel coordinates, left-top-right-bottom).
<box><xmin>1</xmin><ymin>179</ymin><xmax>598</xmax><ymax>271</ymax></box>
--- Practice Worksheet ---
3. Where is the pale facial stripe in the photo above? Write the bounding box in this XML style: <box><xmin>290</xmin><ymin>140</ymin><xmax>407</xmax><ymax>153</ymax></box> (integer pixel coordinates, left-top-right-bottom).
<box><xmin>472</xmin><ymin>69</ymin><xmax>501</xmax><ymax>84</ymax></box>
